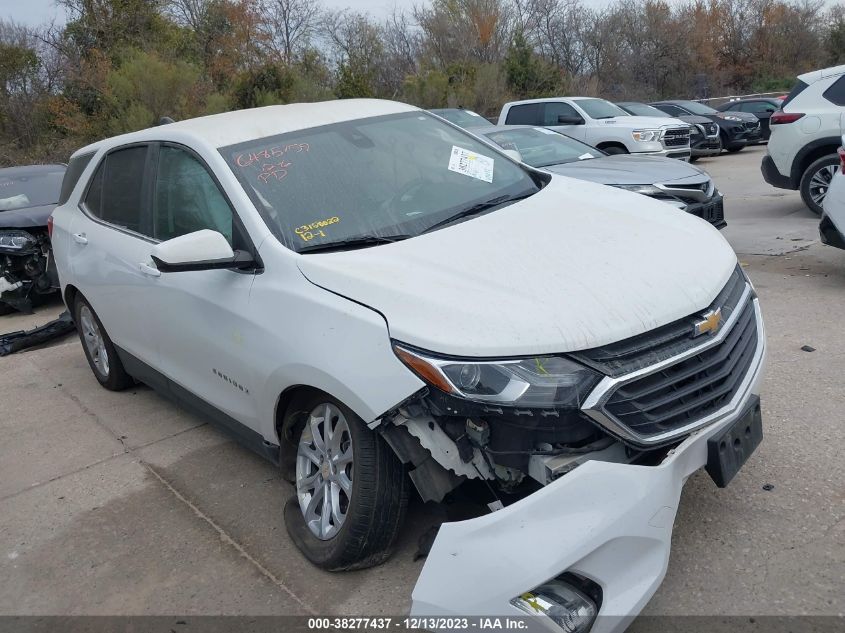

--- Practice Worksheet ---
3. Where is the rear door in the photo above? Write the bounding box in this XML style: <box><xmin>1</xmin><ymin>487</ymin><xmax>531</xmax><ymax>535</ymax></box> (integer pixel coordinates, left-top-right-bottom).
<box><xmin>142</xmin><ymin>143</ymin><xmax>260</xmax><ymax>428</ymax></box>
<box><xmin>66</xmin><ymin>144</ymin><xmax>160</xmax><ymax>366</ymax></box>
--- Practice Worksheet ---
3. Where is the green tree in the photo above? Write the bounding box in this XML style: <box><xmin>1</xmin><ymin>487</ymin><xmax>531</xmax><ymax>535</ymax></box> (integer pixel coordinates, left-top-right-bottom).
<box><xmin>504</xmin><ymin>31</ymin><xmax>561</xmax><ymax>99</ymax></box>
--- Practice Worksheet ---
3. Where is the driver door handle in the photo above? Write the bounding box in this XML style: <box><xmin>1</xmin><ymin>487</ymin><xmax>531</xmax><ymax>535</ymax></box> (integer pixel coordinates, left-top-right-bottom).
<box><xmin>72</xmin><ymin>233</ymin><xmax>88</xmax><ymax>245</ymax></box>
<box><xmin>138</xmin><ymin>262</ymin><xmax>161</xmax><ymax>278</ymax></box>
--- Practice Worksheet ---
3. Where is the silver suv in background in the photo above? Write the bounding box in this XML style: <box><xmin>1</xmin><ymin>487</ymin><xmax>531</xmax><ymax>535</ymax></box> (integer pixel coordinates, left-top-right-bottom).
<box><xmin>761</xmin><ymin>64</ymin><xmax>845</xmax><ymax>214</ymax></box>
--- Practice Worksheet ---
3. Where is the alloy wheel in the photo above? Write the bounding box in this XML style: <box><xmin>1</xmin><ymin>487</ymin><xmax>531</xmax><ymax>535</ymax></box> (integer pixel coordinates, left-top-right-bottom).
<box><xmin>79</xmin><ymin>305</ymin><xmax>109</xmax><ymax>377</ymax></box>
<box><xmin>809</xmin><ymin>164</ymin><xmax>837</xmax><ymax>206</ymax></box>
<box><xmin>296</xmin><ymin>403</ymin><xmax>354</xmax><ymax>540</ymax></box>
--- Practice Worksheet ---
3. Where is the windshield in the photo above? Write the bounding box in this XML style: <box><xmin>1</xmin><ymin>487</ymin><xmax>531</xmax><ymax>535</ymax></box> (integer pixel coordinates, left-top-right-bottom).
<box><xmin>620</xmin><ymin>103</ymin><xmax>670</xmax><ymax>118</ymax></box>
<box><xmin>431</xmin><ymin>109</ymin><xmax>488</xmax><ymax>128</ymax></box>
<box><xmin>0</xmin><ymin>167</ymin><xmax>65</xmax><ymax>212</ymax></box>
<box><xmin>681</xmin><ymin>101</ymin><xmax>718</xmax><ymax>115</ymax></box>
<box><xmin>222</xmin><ymin>112</ymin><xmax>539</xmax><ymax>252</ymax></box>
<box><xmin>484</xmin><ymin>128</ymin><xmax>602</xmax><ymax>167</ymax></box>
<box><xmin>577</xmin><ymin>99</ymin><xmax>629</xmax><ymax>119</ymax></box>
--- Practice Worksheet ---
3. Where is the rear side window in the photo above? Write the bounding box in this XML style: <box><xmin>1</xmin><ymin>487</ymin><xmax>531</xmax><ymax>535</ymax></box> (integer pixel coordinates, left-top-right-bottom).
<box><xmin>83</xmin><ymin>146</ymin><xmax>149</xmax><ymax>234</ymax></box>
<box><xmin>822</xmin><ymin>76</ymin><xmax>845</xmax><ymax>106</ymax></box>
<box><xmin>781</xmin><ymin>80</ymin><xmax>808</xmax><ymax>108</ymax></box>
<box><xmin>505</xmin><ymin>103</ymin><xmax>542</xmax><ymax>125</ymax></box>
<box><xmin>59</xmin><ymin>152</ymin><xmax>94</xmax><ymax>205</ymax></box>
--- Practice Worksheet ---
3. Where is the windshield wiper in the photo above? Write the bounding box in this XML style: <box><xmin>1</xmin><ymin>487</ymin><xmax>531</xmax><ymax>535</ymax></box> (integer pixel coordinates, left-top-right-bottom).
<box><xmin>421</xmin><ymin>192</ymin><xmax>535</xmax><ymax>235</ymax></box>
<box><xmin>298</xmin><ymin>234</ymin><xmax>412</xmax><ymax>254</ymax></box>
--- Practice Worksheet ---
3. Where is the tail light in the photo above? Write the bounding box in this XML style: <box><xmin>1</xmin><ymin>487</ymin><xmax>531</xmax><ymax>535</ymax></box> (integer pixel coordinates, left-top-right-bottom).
<box><xmin>47</xmin><ymin>215</ymin><xmax>54</xmax><ymax>238</ymax></box>
<box><xmin>770</xmin><ymin>111</ymin><xmax>805</xmax><ymax>125</ymax></box>
<box><xmin>839</xmin><ymin>147</ymin><xmax>845</xmax><ymax>175</ymax></box>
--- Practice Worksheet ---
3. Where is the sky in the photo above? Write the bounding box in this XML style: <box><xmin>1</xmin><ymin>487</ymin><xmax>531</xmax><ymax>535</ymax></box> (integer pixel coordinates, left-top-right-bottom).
<box><xmin>4</xmin><ymin>0</ymin><xmax>425</xmax><ymax>27</ymax></box>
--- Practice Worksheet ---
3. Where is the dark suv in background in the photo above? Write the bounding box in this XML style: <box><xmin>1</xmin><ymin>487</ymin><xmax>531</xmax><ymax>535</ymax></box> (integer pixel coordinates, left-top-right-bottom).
<box><xmin>651</xmin><ymin>100</ymin><xmax>763</xmax><ymax>153</ymax></box>
<box><xmin>617</xmin><ymin>101</ymin><xmax>721</xmax><ymax>161</ymax></box>
<box><xmin>717</xmin><ymin>98</ymin><xmax>783</xmax><ymax>140</ymax></box>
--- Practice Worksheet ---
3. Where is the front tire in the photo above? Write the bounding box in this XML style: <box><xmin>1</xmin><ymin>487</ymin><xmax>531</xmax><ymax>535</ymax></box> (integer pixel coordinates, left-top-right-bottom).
<box><xmin>800</xmin><ymin>154</ymin><xmax>838</xmax><ymax>216</ymax></box>
<box><xmin>73</xmin><ymin>295</ymin><xmax>134</xmax><ymax>391</ymax></box>
<box><xmin>284</xmin><ymin>394</ymin><xmax>408</xmax><ymax>571</ymax></box>
<box><xmin>601</xmin><ymin>145</ymin><xmax>628</xmax><ymax>155</ymax></box>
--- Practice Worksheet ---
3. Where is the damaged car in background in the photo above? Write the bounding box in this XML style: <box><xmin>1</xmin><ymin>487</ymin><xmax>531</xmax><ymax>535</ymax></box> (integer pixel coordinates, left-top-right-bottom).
<box><xmin>0</xmin><ymin>164</ymin><xmax>66</xmax><ymax>314</ymax></box>
<box><xmin>475</xmin><ymin>125</ymin><xmax>726</xmax><ymax>228</ymax></box>
<box><xmin>50</xmin><ymin>100</ymin><xmax>766</xmax><ymax>633</ymax></box>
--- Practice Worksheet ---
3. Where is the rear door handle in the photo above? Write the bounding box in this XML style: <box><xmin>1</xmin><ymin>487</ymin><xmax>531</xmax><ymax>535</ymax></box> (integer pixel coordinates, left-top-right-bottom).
<box><xmin>72</xmin><ymin>233</ymin><xmax>88</xmax><ymax>245</ymax></box>
<box><xmin>139</xmin><ymin>262</ymin><xmax>161</xmax><ymax>278</ymax></box>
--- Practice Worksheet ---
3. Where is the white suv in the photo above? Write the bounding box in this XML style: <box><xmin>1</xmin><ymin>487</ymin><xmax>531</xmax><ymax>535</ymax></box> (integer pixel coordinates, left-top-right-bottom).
<box><xmin>762</xmin><ymin>64</ymin><xmax>845</xmax><ymax>214</ymax></box>
<box><xmin>498</xmin><ymin>97</ymin><xmax>692</xmax><ymax>159</ymax></box>
<box><xmin>52</xmin><ymin>99</ymin><xmax>766</xmax><ymax>629</ymax></box>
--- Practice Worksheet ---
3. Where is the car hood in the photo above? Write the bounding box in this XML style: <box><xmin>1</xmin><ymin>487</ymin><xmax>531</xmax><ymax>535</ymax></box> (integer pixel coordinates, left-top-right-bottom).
<box><xmin>543</xmin><ymin>154</ymin><xmax>707</xmax><ymax>186</ymax></box>
<box><xmin>0</xmin><ymin>203</ymin><xmax>54</xmax><ymax>229</ymax></box>
<box><xmin>713</xmin><ymin>111</ymin><xmax>758</xmax><ymax>123</ymax></box>
<box><xmin>296</xmin><ymin>177</ymin><xmax>736</xmax><ymax>358</ymax></box>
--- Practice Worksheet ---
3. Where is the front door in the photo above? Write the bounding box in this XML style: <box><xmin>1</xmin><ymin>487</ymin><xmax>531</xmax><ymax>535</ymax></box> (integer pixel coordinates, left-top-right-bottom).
<box><xmin>142</xmin><ymin>143</ymin><xmax>261</xmax><ymax>429</ymax></box>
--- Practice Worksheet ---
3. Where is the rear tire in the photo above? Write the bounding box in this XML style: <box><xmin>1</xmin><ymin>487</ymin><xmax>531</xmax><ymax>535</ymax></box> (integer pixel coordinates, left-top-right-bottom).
<box><xmin>73</xmin><ymin>295</ymin><xmax>134</xmax><ymax>391</ymax></box>
<box><xmin>284</xmin><ymin>393</ymin><xmax>408</xmax><ymax>571</ymax></box>
<box><xmin>800</xmin><ymin>154</ymin><xmax>838</xmax><ymax>216</ymax></box>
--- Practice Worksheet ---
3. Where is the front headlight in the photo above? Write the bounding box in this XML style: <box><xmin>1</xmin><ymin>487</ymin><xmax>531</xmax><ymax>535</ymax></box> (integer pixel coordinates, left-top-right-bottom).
<box><xmin>393</xmin><ymin>343</ymin><xmax>601</xmax><ymax>408</ymax></box>
<box><xmin>718</xmin><ymin>114</ymin><xmax>743</xmax><ymax>122</ymax></box>
<box><xmin>631</xmin><ymin>129</ymin><xmax>660</xmax><ymax>143</ymax></box>
<box><xmin>0</xmin><ymin>230</ymin><xmax>36</xmax><ymax>252</ymax></box>
<box><xmin>612</xmin><ymin>183</ymin><xmax>663</xmax><ymax>196</ymax></box>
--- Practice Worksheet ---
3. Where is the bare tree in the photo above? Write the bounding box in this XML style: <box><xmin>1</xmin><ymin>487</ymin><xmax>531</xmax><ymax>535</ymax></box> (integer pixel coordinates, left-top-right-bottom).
<box><xmin>260</xmin><ymin>0</ymin><xmax>321</xmax><ymax>64</ymax></box>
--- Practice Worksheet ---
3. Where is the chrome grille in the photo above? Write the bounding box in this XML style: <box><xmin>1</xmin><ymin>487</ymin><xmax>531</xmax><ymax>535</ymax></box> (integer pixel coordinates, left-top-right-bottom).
<box><xmin>576</xmin><ymin>268</ymin><xmax>761</xmax><ymax>445</ymax></box>
<box><xmin>663</xmin><ymin>127</ymin><xmax>691</xmax><ymax>147</ymax></box>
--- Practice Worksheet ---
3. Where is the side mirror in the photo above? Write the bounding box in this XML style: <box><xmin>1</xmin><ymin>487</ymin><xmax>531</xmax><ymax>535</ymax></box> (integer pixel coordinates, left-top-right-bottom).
<box><xmin>150</xmin><ymin>229</ymin><xmax>255</xmax><ymax>273</ymax></box>
<box><xmin>557</xmin><ymin>114</ymin><xmax>585</xmax><ymax>125</ymax></box>
<box><xmin>502</xmin><ymin>148</ymin><xmax>523</xmax><ymax>162</ymax></box>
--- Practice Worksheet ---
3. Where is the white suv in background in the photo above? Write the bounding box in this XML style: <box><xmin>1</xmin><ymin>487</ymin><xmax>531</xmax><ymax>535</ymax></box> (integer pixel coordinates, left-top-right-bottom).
<box><xmin>498</xmin><ymin>97</ymin><xmax>692</xmax><ymax>160</ymax></box>
<box><xmin>762</xmin><ymin>64</ymin><xmax>845</xmax><ymax>214</ymax></box>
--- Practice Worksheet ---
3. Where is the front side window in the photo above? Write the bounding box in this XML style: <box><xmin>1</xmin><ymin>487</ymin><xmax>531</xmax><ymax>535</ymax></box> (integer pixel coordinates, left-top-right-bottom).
<box><xmin>575</xmin><ymin>99</ymin><xmax>628</xmax><ymax>119</ymax></box>
<box><xmin>83</xmin><ymin>146</ymin><xmax>148</xmax><ymax>234</ymax></box>
<box><xmin>222</xmin><ymin>112</ymin><xmax>539</xmax><ymax>252</ymax></box>
<box><xmin>542</xmin><ymin>102</ymin><xmax>580</xmax><ymax>125</ymax></box>
<box><xmin>654</xmin><ymin>104</ymin><xmax>685</xmax><ymax>116</ymax></box>
<box><xmin>154</xmin><ymin>146</ymin><xmax>234</xmax><ymax>245</ymax></box>
<box><xmin>485</xmin><ymin>128</ymin><xmax>602</xmax><ymax>168</ymax></box>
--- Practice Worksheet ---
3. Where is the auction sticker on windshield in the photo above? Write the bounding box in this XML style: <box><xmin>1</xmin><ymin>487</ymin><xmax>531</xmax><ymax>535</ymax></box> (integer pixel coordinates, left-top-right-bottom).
<box><xmin>448</xmin><ymin>146</ymin><xmax>494</xmax><ymax>183</ymax></box>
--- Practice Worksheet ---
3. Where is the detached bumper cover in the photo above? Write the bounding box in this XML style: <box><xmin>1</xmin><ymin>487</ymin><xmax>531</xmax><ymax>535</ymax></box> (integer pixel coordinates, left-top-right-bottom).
<box><xmin>412</xmin><ymin>312</ymin><xmax>766</xmax><ymax>633</ymax></box>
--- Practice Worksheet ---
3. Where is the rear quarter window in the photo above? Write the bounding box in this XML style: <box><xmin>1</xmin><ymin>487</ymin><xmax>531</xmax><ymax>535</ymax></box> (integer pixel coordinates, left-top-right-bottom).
<box><xmin>822</xmin><ymin>76</ymin><xmax>845</xmax><ymax>107</ymax></box>
<box><xmin>781</xmin><ymin>80</ymin><xmax>809</xmax><ymax>108</ymax></box>
<box><xmin>59</xmin><ymin>152</ymin><xmax>95</xmax><ymax>205</ymax></box>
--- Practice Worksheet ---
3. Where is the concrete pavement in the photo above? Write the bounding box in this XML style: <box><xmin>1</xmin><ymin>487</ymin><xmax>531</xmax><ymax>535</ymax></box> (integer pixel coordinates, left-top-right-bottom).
<box><xmin>1</xmin><ymin>145</ymin><xmax>843</xmax><ymax>620</ymax></box>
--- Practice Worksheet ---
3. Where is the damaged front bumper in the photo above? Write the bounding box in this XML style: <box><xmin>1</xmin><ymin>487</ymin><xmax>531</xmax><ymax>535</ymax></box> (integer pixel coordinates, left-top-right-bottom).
<box><xmin>411</xmin><ymin>343</ymin><xmax>766</xmax><ymax>633</ymax></box>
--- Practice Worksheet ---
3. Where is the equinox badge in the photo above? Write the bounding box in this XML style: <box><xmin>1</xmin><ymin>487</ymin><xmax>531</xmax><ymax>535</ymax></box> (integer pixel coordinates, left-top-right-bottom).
<box><xmin>693</xmin><ymin>307</ymin><xmax>723</xmax><ymax>337</ymax></box>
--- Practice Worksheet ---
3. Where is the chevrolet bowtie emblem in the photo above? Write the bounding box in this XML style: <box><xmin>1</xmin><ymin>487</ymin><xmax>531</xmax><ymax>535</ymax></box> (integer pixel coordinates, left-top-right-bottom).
<box><xmin>693</xmin><ymin>308</ymin><xmax>723</xmax><ymax>337</ymax></box>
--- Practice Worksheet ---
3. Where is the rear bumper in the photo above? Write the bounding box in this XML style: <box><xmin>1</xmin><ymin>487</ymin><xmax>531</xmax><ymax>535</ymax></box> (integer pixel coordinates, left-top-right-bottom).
<box><xmin>820</xmin><ymin>214</ymin><xmax>845</xmax><ymax>250</ymax></box>
<box><xmin>411</xmin><ymin>311</ymin><xmax>767</xmax><ymax>632</ymax></box>
<box><xmin>761</xmin><ymin>155</ymin><xmax>795</xmax><ymax>190</ymax></box>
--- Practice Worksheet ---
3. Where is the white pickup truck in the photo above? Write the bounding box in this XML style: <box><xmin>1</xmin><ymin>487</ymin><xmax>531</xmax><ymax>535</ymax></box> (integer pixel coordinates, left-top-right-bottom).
<box><xmin>498</xmin><ymin>96</ymin><xmax>692</xmax><ymax>159</ymax></box>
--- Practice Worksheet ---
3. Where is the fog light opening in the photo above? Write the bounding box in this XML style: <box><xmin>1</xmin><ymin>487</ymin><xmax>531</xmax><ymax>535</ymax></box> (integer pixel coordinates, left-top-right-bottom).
<box><xmin>510</xmin><ymin>576</ymin><xmax>598</xmax><ymax>633</ymax></box>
